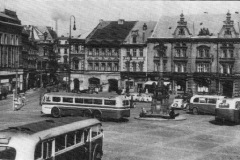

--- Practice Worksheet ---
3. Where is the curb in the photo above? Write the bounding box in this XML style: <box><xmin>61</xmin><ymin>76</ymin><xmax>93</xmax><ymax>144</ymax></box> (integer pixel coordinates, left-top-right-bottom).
<box><xmin>134</xmin><ymin>115</ymin><xmax>187</xmax><ymax>121</ymax></box>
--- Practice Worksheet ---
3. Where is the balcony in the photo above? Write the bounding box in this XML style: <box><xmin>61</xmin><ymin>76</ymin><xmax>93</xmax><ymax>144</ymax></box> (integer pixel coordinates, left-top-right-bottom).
<box><xmin>123</xmin><ymin>56</ymin><xmax>145</xmax><ymax>61</ymax></box>
<box><xmin>219</xmin><ymin>58</ymin><xmax>235</xmax><ymax>63</ymax></box>
<box><xmin>173</xmin><ymin>57</ymin><xmax>188</xmax><ymax>62</ymax></box>
<box><xmin>193</xmin><ymin>72</ymin><xmax>213</xmax><ymax>78</ymax></box>
<box><xmin>195</xmin><ymin>57</ymin><xmax>212</xmax><ymax>63</ymax></box>
<box><xmin>154</xmin><ymin>56</ymin><xmax>167</xmax><ymax>61</ymax></box>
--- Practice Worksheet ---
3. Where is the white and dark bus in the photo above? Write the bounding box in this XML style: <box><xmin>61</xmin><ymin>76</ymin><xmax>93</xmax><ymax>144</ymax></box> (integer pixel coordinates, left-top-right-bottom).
<box><xmin>41</xmin><ymin>93</ymin><xmax>130</xmax><ymax>120</ymax></box>
<box><xmin>0</xmin><ymin>117</ymin><xmax>103</xmax><ymax>160</ymax></box>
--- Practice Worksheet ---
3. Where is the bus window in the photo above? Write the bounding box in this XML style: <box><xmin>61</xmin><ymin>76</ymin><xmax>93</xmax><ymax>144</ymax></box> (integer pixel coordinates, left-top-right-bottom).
<box><xmin>0</xmin><ymin>147</ymin><xmax>16</xmax><ymax>160</ymax></box>
<box><xmin>67</xmin><ymin>132</ymin><xmax>75</xmax><ymax>147</ymax></box>
<box><xmin>42</xmin><ymin>141</ymin><xmax>52</xmax><ymax>159</ymax></box>
<box><xmin>93</xmin><ymin>99</ymin><xmax>102</xmax><ymax>105</ymax></box>
<box><xmin>193</xmin><ymin>98</ymin><xmax>199</xmax><ymax>103</ymax></box>
<box><xmin>92</xmin><ymin>125</ymin><xmax>101</xmax><ymax>138</ymax></box>
<box><xmin>63</xmin><ymin>97</ymin><xmax>73</xmax><ymax>103</ymax></box>
<box><xmin>52</xmin><ymin>97</ymin><xmax>61</xmax><ymax>102</ymax></box>
<box><xmin>236</xmin><ymin>101</ymin><xmax>240</xmax><ymax>109</ymax></box>
<box><xmin>45</xmin><ymin>96</ymin><xmax>51</xmax><ymax>102</ymax></box>
<box><xmin>76</xmin><ymin>130</ymin><xmax>83</xmax><ymax>143</ymax></box>
<box><xmin>84</xmin><ymin>129</ymin><xmax>90</xmax><ymax>142</ymax></box>
<box><xmin>104</xmin><ymin>100</ymin><xmax>116</xmax><ymax>105</ymax></box>
<box><xmin>208</xmin><ymin>98</ymin><xmax>217</xmax><ymax>104</ymax></box>
<box><xmin>84</xmin><ymin>99</ymin><xmax>93</xmax><ymax>104</ymax></box>
<box><xmin>199</xmin><ymin>98</ymin><xmax>206</xmax><ymax>103</ymax></box>
<box><xmin>75</xmin><ymin>98</ymin><xmax>83</xmax><ymax>104</ymax></box>
<box><xmin>34</xmin><ymin>143</ymin><xmax>42</xmax><ymax>159</ymax></box>
<box><xmin>55</xmin><ymin>135</ymin><xmax>66</xmax><ymax>151</ymax></box>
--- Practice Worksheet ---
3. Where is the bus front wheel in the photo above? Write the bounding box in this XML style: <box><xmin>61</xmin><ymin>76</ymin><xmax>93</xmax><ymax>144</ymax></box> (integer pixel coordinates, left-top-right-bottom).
<box><xmin>92</xmin><ymin>144</ymin><xmax>102</xmax><ymax>160</ymax></box>
<box><xmin>51</xmin><ymin>107</ymin><xmax>61</xmax><ymax>118</ymax></box>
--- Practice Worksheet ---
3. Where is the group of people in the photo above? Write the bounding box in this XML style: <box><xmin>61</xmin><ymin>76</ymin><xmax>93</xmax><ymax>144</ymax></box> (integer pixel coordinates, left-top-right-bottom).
<box><xmin>14</xmin><ymin>94</ymin><xmax>27</xmax><ymax>110</ymax></box>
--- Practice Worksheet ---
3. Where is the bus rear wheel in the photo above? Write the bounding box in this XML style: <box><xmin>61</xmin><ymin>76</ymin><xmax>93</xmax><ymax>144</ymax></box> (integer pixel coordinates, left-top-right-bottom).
<box><xmin>93</xmin><ymin>111</ymin><xmax>102</xmax><ymax>120</ymax></box>
<box><xmin>51</xmin><ymin>107</ymin><xmax>61</xmax><ymax>118</ymax></box>
<box><xmin>84</xmin><ymin>110</ymin><xmax>92</xmax><ymax>118</ymax></box>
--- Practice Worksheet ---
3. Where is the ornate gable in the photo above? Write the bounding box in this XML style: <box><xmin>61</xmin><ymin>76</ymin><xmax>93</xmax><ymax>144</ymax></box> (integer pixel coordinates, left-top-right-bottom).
<box><xmin>173</xmin><ymin>13</ymin><xmax>192</xmax><ymax>38</ymax></box>
<box><xmin>218</xmin><ymin>12</ymin><xmax>239</xmax><ymax>38</ymax></box>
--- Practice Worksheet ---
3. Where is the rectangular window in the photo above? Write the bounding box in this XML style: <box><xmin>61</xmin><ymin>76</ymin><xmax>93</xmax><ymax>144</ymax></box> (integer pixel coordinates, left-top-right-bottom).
<box><xmin>127</xmin><ymin>49</ymin><xmax>130</xmax><ymax>57</ymax></box>
<box><xmin>52</xmin><ymin>97</ymin><xmax>61</xmax><ymax>102</ymax></box>
<box><xmin>104</xmin><ymin>100</ymin><xmax>116</xmax><ymax>105</ymax></box>
<box><xmin>132</xmin><ymin>62</ymin><xmax>136</xmax><ymax>72</ymax></box>
<box><xmin>139</xmin><ymin>48</ymin><xmax>143</xmax><ymax>57</ymax></box>
<box><xmin>64</xmin><ymin>48</ymin><xmax>67</xmax><ymax>54</ymax></box>
<box><xmin>96</xmin><ymin>48</ymin><xmax>99</xmax><ymax>56</ymax></box>
<box><xmin>133</xmin><ymin>49</ymin><xmax>137</xmax><ymax>57</ymax></box>
<box><xmin>66</xmin><ymin>132</ymin><xmax>75</xmax><ymax>147</ymax></box>
<box><xmin>55</xmin><ymin>135</ymin><xmax>66</xmax><ymax>151</ymax></box>
<box><xmin>75</xmin><ymin>98</ymin><xmax>83</xmax><ymax>103</ymax></box>
<box><xmin>84</xmin><ymin>99</ymin><xmax>93</xmax><ymax>104</ymax></box>
<box><xmin>76</xmin><ymin>130</ymin><xmax>83</xmax><ymax>143</ymax></box>
<box><xmin>88</xmin><ymin>63</ymin><xmax>93</xmax><ymax>70</ymax></box>
<box><xmin>63</xmin><ymin>97</ymin><xmax>73</xmax><ymax>103</ymax></box>
<box><xmin>123</xmin><ymin>100</ymin><xmax>129</xmax><ymax>106</ymax></box>
<box><xmin>95</xmin><ymin>63</ymin><xmax>99</xmax><ymax>70</ymax></box>
<box><xmin>93</xmin><ymin>99</ymin><xmax>102</xmax><ymax>105</ymax></box>
<box><xmin>89</xmin><ymin>48</ymin><xmax>92</xmax><ymax>56</ymax></box>
<box><xmin>229</xmin><ymin>50</ymin><xmax>234</xmax><ymax>58</ymax></box>
<box><xmin>208</xmin><ymin>98</ymin><xmax>217</xmax><ymax>104</ymax></box>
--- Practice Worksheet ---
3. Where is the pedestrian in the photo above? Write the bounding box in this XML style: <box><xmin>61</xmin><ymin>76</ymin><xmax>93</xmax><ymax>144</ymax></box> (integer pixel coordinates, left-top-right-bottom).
<box><xmin>22</xmin><ymin>94</ymin><xmax>27</xmax><ymax>106</ymax></box>
<box><xmin>169</xmin><ymin>108</ymin><xmax>179</xmax><ymax>119</ymax></box>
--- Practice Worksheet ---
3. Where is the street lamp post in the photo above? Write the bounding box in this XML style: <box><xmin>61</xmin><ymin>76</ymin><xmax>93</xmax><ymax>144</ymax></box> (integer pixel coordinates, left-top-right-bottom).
<box><xmin>68</xmin><ymin>15</ymin><xmax>76</xmax><ymax>92</ymax></box>
<box><xmin>13</xmin><ymin>61</ymin><xmax>18</xmax><ymax>111</ymax></box>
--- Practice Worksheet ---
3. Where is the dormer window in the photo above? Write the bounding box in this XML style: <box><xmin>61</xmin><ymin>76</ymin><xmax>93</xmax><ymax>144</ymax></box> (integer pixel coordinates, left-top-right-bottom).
<box><xmin>132</xmin><ymin>36</ymin><xmax>137</xmax><ymax>43</ymax></box>
<box><xmin>178</xmin><ymin>28</ymin><xmax>185</xmax><ymax>35</ymax></box>
<box><xmin>225</xmin><ymin>28</ymin><xmax>231</xmax><ymax>35</ymax></box>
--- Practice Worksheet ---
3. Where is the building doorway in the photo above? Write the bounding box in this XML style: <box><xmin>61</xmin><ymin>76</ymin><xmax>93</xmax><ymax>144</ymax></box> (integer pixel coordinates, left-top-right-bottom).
<box><xmin>222</xmin><ymin>81</ymin><xmax>233</xmax><ymax>97</ymax></box>
<box><xmin>108</xmin><ymin>79</ymin><xmax>118</xmax><ymax>92</ymax></box>
<box><xmin>73</xmin><ymin>79</ymin><xmax>80</xmax><ymax>91</ymax></box>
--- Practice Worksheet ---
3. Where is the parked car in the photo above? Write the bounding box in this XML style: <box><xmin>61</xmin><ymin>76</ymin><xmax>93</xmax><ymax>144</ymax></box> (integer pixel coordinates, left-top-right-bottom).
<box><xmin>170</xmin><ymin>98</ymin><xmax>188</xmax><ymax>109</ymax></box>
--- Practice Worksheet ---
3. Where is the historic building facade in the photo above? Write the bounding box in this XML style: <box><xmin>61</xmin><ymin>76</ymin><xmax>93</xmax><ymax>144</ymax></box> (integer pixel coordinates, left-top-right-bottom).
<box><xmin>120</xmin><ymin>21</ymin><xmax>157</xmax><ymax>92</ymax></box>
<box><xmin>25</xmin><ymin>25</ymin><xmax>57</xmax><ymax>87</ymax></box>
<box><xmin>0</xmin><ymin>9</ymin><xmax>23</xmax><ymax>93</ymax></box>
<box><xmin>83</xmin><ymin>19</ymin><xmax>137</xmax><ymax>92</ymax></box>
<box><xmin>149</xmin><ymin>12</ymin><xmax>240</xmax><ymax>97</ymax></box>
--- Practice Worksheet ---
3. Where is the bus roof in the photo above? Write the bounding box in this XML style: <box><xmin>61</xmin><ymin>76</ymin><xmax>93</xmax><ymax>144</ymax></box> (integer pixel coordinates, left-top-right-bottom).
<box><xmin>44</xmin><ymin>92</ymin><xmax>122</xmax><ymax>99</ymax></box>
<box><xmin>191</xmin><ymin>95</ymin><xmax>225</xmax><ymax>98</ymax></box>
<box><xmin>0</xmin><ymin>117</ymin><xmax>101</xmax><ymax>139</ymax></box>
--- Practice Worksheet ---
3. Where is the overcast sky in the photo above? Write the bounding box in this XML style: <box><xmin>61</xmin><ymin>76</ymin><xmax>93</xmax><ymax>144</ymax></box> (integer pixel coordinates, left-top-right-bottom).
<box><xmin>1</xmin><ymin>0</ymin><xmax>240</xmax><ymax>37</ymax></box>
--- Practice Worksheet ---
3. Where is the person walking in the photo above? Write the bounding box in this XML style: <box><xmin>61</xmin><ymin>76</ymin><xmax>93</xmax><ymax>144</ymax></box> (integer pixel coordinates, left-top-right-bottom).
<box><xmin>22</xmin><ymin>94</ymin><xmax>26</xmax><ymax>106</ymax></box>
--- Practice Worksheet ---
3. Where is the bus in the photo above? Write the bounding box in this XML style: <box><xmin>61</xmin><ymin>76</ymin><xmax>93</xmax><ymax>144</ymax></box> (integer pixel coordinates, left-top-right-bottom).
<box><xmin>215</xmin><ymin>98</ymin><xmax>240</xmax><ymax>123</ymax></box>
<box><xmin>188</xmin><ymin>95</ymin><xmax>225</xmax><ymax>115</ymax></box>
<box><xmin>41</xmin><ymin>92</ymin><xmax>130</xmax><ymax>120</ymax></box>
<box><xmin>0</xmin><ymin>117</ymin><xmax>103</xmax><ymax>160</ymax></box>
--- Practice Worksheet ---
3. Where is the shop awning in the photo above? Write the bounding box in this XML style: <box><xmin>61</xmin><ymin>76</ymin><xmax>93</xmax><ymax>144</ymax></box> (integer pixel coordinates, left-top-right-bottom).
<box><xmin>144</xmin><ymin>81</ymin><xmax>158</xmax><ymax>85</ymax></box>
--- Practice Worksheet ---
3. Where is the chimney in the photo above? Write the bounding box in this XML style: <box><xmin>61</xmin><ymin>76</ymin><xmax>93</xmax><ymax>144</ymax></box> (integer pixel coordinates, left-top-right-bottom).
<box><xmin>118</xmin><ymin>19</ymin><xmax>124</xmax><ymax>25</ymax></box>
<box><xmin>55</xmin><ymin>19</ymin><xmax>58</xmax><ymax>37</ymax></box>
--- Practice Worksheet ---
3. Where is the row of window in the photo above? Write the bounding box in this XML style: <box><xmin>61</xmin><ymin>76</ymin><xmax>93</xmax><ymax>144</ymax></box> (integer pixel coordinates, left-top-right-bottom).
<box><xmin>35</xmin><ymin>125</ymin><xmax>101</xmax><ymax>160</ymax></box>
<box><xmin>88</xmin><ymin>63</ymin><xmax>119</xmax><ymax>71</ymax></box>
<box><xmin>126</xmin><ymin>48</ymin><xmax>144</xmax><ymax>57</ymax></box>
<box><xmin>0</xmin><ymin>33</ymin><xmax>19</xmax><ymax>45</ymax></box>
<box><xmin>88</xmin><ymin>48</ymin><xmax>119</xmax><ymax>57</ymax></box>
<box><xmin>0</xmin><ymin>47</ymin><xmax>19</xmax><ymax>68</ymax></box>
<box><xmin>125</xmin><ymin>61</ymin><xmax>144</xmax><ymax>72</ymax></box>
<box><xmin>49</xmin><ymin>96</ymin><xmax>117</xmax><ymax>105</ymax></box>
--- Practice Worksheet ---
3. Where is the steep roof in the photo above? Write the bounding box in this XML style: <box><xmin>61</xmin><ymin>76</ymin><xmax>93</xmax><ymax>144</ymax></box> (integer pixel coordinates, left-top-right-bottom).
<box><xmin>151</xmin><ymin>13</ymin><xmax>240</xmax><ymax>39</ymax></box>
<box><xmin>124</xmin><ymin>21</ymin><xmax>157</xmax><ymax>44</ymax></box>
<box><xmin>33</xmin><ymin>26</ymin><xmax>57</xmax><ymax>41</ymax></box>
<box><xmin>86</xmin><ymin>20</ymin><xmax>137</xmax><ymax>46</ymax></box>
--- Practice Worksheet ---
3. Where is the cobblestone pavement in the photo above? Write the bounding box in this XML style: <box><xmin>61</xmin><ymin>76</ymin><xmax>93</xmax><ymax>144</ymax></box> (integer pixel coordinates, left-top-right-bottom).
<box><xmin>0</xmin><ymin>91</ymin><xmax>240</xmax><ymax>160</ymax></box>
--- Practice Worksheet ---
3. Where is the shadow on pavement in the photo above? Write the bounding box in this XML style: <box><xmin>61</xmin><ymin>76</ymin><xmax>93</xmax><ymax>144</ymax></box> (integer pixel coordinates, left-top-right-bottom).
<box><xmin>209</xmin><ymin>120</ymin><xmax>238</xmax><ymax>126</ymax></box>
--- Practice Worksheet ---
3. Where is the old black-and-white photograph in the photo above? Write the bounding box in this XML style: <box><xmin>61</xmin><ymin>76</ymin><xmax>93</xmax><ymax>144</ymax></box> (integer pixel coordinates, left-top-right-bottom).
<box><xmin>0</xmin><ymin>0</ymin><xmax>240</xmax><ymax>159</ymax></box>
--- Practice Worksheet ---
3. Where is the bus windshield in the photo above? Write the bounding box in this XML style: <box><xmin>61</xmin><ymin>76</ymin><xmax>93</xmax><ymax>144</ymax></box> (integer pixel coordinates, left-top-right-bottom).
<box><xmin>0</xmin><ymin>146</ymin><xmax>16</xmax><ymax>160</ymax></box>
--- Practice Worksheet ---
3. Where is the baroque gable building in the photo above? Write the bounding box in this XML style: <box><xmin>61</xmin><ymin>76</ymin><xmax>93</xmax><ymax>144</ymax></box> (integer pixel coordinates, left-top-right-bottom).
<box><xmin>149</xmin><ymin>12</ymin><xmax>240</xmax><ymax>97</ymax></box>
